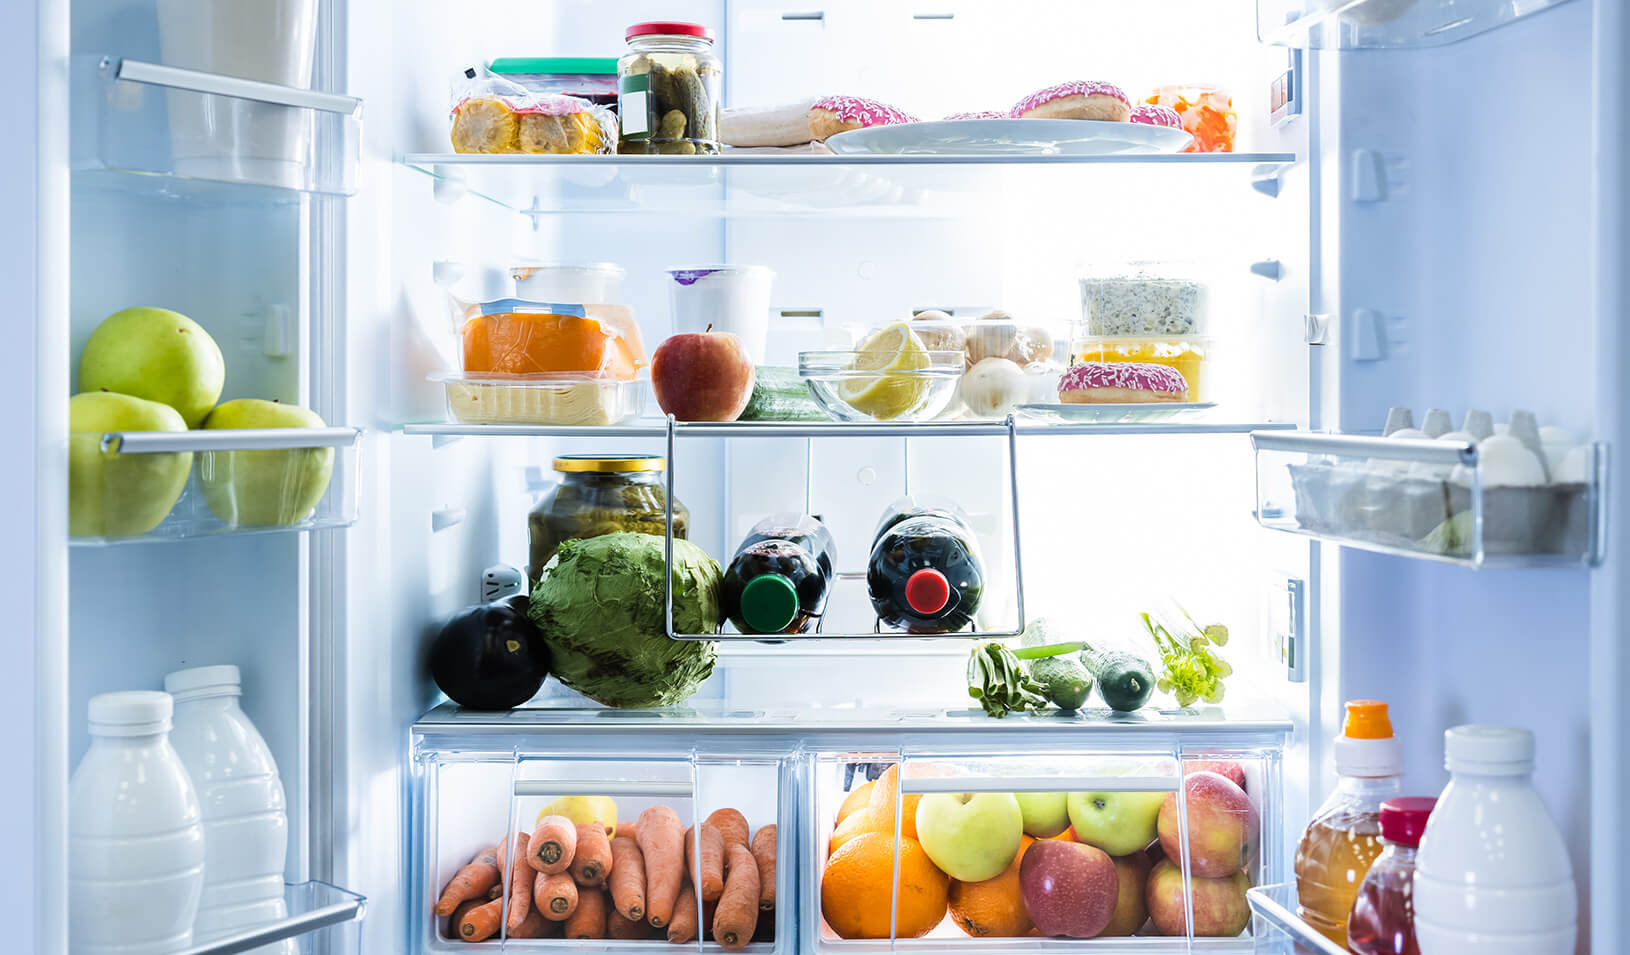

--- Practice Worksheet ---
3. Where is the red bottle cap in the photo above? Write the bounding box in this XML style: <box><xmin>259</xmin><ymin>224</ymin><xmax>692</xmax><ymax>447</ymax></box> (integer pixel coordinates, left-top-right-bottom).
<box><xmin>626</xmin><ymin>21</ymin><xmax>715</xmax><ymax>42</ymax></box>
<box><xmin>904</xmin><ymin>569</ymin><xmax>950</xmax><ymax>615</ymax></box>
<box><xmin>1379</xmin><ymin>796</ymin><xmax>1436</xmax><ymax>847</ymax></box>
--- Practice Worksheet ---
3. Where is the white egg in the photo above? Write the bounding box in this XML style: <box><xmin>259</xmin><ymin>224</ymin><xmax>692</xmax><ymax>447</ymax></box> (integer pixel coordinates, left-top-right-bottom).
<box><xmin>959</xmin><ymin>357</ymin><xmax>1030</xmax><ymax>417</ymax></box>
<box><xmin>1538</xmin><ymin>424</ymin><xmax>1575</xmax><ymax>476</ymax></box>
<box><xmin>1474</xmin><ymin>434</ymin><xmax>1547</xmax><ymax>488</ymax></box>
<box><xmin>1421</xmin><ymin>430</ymin><xmax>1478</xmax><ymax>480</ymax></box>
<box><xmin>1555</xmin><ymin>445</ymin><xmax>1592</xmax><ymax>485</ymax></box>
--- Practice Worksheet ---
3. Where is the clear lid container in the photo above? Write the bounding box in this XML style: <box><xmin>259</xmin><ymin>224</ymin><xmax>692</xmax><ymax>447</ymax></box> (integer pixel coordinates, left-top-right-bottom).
<box><xmin>509</xmin><ymin>262</ymin><xmax>625</xmax><ymax>305</ymax></box>
<box><xmin>431</xmin><ymin>372</ymin><xmax>644</xmax><ymax>427</ymax></box>
<box><xmin>1079</xmin><ymin>261</ymin><xmax>1211</xmax><ymax>337</ymax></box>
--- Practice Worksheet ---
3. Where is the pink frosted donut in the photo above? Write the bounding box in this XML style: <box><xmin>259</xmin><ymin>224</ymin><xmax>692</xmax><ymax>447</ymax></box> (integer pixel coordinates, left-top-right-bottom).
<box><xmin>808</xmin><ymin>96</ymin><xmax>919</xmax><ymax>141</ymax></box>
<box><xmin>942</xmin><ymin>110</ymin><xmax>1006</xmax><ymax>121</ymax></box>
<box><xmin>1130</xmin><ymin>103</ymin><xmax>1183</xmax><ymax>129</ymax></box>
<box><xmin>1011</xmin><ymin>80</ymin><xmax>1132</xmax><ymax>123</ymax></box>
<box><xmin>1058</xmin><ymin>361</ymin><xmax>1189</xmax><ymax>403</ymax></box>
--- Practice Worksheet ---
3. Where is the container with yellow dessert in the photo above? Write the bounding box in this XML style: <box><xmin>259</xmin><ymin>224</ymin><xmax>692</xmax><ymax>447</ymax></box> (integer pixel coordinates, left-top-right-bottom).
<box><xmin>1069</xmin><ymin>335</ymin><xmax>1213</xmax><ymax>402</ymax></box>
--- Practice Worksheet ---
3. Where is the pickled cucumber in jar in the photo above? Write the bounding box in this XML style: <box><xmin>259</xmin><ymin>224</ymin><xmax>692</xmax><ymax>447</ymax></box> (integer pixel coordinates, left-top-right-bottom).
<box><xmin>527</xmin><ymin>455</ymin><xmax>690</xmax><ymax>583</ymax></box>
<box><xmin>618</xmin><ymin>22</ymin><xmax>721</xmax><ymax>154</ymax></box>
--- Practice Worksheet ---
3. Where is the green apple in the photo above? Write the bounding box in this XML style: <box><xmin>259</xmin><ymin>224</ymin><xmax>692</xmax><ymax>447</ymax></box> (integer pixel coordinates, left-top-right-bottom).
<box><xmin>1067</xmin><ymin>790</ymin><xmax>1166</xmax><ymax>857</ymax></box>
<box><xmin>914</xmin><ymin>791</ymin><xmax>1023</xmax><ymax>882</ymax></box>
<box><xmin>69</xmin><ymin>391</ymin><xmax>192</xmax><ymax>537</ymax></box>
<box><xmin>198</xmin><ymin>399</ymin><xmax>334</xmax><ymax>526</ymax></box>
<box><xmin>78</xmin><ymin>306</ymin><xmax>225</xmax><ymax>428</ymax></box>
<box><xmin>1014</xmin><ymin>791</ymin><xmax>1071</xmax><ymax>838</ymax></box>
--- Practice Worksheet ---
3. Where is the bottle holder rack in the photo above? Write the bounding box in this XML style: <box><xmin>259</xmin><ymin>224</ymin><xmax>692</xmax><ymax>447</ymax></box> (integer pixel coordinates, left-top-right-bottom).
<box><xmin>1243</xmin><ymin>883</ymin><xmax>1348</xmax><ymax>955</ymax></box>
<box><xmin>660</xmin><ymin>415</ymin><xmax>1026</xmax><ymax>641</ymax></box>
<box><xmin>179</xmin><ymin>880</ymin><xmax>366</xmax><ymax>955</ymax></box>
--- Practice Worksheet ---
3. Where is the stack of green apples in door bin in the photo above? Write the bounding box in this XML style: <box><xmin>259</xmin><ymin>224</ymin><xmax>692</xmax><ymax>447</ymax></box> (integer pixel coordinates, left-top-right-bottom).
<box><xmin>70</xmin><ymin>306</ymin><xmax>334</xmax><ymax>538</ymax></box>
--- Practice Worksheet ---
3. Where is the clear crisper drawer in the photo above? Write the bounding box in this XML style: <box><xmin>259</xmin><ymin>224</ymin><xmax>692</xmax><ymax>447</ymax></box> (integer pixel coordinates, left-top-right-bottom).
<box><xmin>411</xmin><ymin>739</ymin><xmax>795</xmax><ymax>953</ymax></box>
<box><xmin>1252</xmin><ymin>430</ymin><xmax>1604</xmax><ymax>568</ymax></box>
<box><xmin>806</xmin><ymin>746</ymin><xmax>1283</xmax><ymax>953</ymax></box>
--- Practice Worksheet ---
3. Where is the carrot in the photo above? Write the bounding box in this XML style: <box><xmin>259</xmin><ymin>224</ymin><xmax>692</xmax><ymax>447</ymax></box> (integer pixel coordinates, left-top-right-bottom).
<box><xmin>667</xmin><ymin>880</ymin><xmax>701</xmax><ymax>944</ymax></box>
<box><xmin>487</xmin><ymin>883</ymin><xmax>503</xmax><ymax>900</ymax></box>
<box><xmin>534</xmin><ymin>871</ymin><xmax>578</xmax><ymax>921</ymax></box>
<box><xmin>571</xmin><ymin>820</ymin><xmax>614</xmax><ymax>887</ymax></box>
<box><xmin>506</xmin><ymin>832</ymin><xmax>536</xmax><ymax>929</ymax></box>
<box><xmin>713</xmin><ymin>844</ymin><xmax>761</xmax><ymax>951</ymax></box>
<box><xmin>459</xmin><ymin>896</ymin><xmax>504</xmax><ymax>942</ymax></box>
<box><xmin>446</xmin><ymin>898</ymin><xmax>483</xmax><ymax>941</ymax></box>
<box><xmin>528</xmin><ymin>814</ymin><xmax>577</xmax><ymax>875</ymax></box>
<box><xmin>509</xmin><ymin>906</ymin><xmax>555</xmax><ymax>939</ymax></box>
<box><xmin>705</xmin><ymin>808</ymin><xmax>750</xmax><ymax>857</ymax></box>
<box><xmin>688</xmin><ymin>823</ymin><xmax>726</xmax><ymax>901</ymax></box>
<box><xmin>608</xmin><ymin>834</ymin><xmax>646</xmax><ymax>922</ymax></box>
<box><xmin>608</xmin><ymin>908</ymin><xmax>647</xmax><ymax>940</ymax></box>
<box><xmin>565</xmin><ymin>886</ymin><xmax>608</xmax><ymax>939</ymax></box>
<box><xmin>637</xmin><ymin>805</ymin><xmax>684</xmax><ymax>928</ymax></box>
<box><xmin>751</xmin><ymin>824</ymin><xmax>777</xmax><ymax>910</ymax></box>
<box><xmin>435</xmin><ymin>844</ymin><xmax>502</xmax><ymax>916</ymax></box>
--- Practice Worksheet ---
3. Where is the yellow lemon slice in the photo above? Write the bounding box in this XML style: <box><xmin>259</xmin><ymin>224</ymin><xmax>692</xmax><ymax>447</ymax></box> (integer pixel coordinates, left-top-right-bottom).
<box><xmin>838</xmin><ymin>323</ymin><xmax>933</xmax><ymax>420</ymax></box>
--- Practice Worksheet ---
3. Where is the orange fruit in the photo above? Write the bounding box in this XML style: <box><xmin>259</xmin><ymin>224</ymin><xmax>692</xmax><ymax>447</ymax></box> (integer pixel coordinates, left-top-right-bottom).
<box><xmin>831</xmin><ymin>806</ymin><xmax>887</xmax><ymax>852</ymax></box>
<box><xmin>821</xmin><ymin>832</ymin><xmax>949</xmax><ymax>939</ymax></box>
<box><xmin>869</xmin><ymin>763</ymin><xmax>952</xmax><ymax>841</ymax></box>
<box><xmin>836</xmin><ymin>780</ymin><xmax>875</xmax><ymax>827</ymax></box>
<box><xmin>1050</xmin><ymin>826</ymin><xmax>1078</xmax><ymax>842</ymax></box>
<box><xmin>949</xmin><ymin>835</ymin><xmax>1034</xmax><ymax>938</ymax></box>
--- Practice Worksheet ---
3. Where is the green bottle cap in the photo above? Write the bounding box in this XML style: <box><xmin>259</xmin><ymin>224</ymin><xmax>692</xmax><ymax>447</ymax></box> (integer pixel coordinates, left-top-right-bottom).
<box><xmin>740</xmin><ymin>574</ymin><xmax>799</xmax><ymax>634</ymax></box>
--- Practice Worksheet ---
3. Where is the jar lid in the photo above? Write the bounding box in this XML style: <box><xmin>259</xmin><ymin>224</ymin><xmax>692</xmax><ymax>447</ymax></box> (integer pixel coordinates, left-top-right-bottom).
<box><xmin>553</xmin><ymin>453</ymin><xmax>665</xmax><ymax>473</ymax></box>
<box><xmin>626</xmin><ymin>21</ymin><xmax>715</xmax><ymax>42</ymax></box>
<box><xmin>1379</xmin><ymin>796</ymin><xmax>1436</xmax><ymax>847</ymax></box>
<box><xmin>1333</xmin><ymin>700</ymin><xmax>1403</xmax><ymax>777</ymax></box>
<box><xmin>1445</xmin><ymin>724</ymin><xmax>1535</xmax><ymax>774</ymax></box>
<box><xmin>88</xmin><ymin>690</ymin><xmax>172</xmax><ymax>736</ymax></box>
<box><xmin>164</xmin><ymin>665</ymin><xmax>242</xmax><ymax>699</ymax></box>
<box><xmin>489</xmin><ymin>57</ymin><xmax>619</xmax><ymax>76</ymax></box>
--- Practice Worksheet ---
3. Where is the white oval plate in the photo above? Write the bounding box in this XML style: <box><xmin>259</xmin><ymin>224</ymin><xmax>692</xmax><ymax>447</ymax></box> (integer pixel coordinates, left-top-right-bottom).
<box><xmin>1017</xmin><ymin>401</ymin><xmax>1216</xmax><ymax>424</ymax></box>
<box><xmin>825</xmin><ymin>119</ymin><xmax>1192</xmax><ymax>156</ymax></box>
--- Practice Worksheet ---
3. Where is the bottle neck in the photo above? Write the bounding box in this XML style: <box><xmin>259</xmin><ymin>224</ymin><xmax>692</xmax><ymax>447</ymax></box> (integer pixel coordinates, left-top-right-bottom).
<box><xmin>1335</xmin><ymin>774</ymin><xmax>1403</xmax><ymax>796</ymax></box>
<box><xmin>88</xmin><ymin>730</ymin><xmax>166</xmax><ymax>748</ymax></box>
<box><xmin>172</xmin><ymin>691</ymin><xmax>240</xmax><ymax>711</ymax></box>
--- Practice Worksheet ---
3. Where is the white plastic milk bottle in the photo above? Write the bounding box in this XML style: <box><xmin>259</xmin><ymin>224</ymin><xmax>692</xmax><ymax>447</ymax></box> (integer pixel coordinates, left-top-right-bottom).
<box><xmin>165</xmin><ymin>665</ymin><xmax>294</xmax><ymax>953</ymax></box>
<box><xmin>1414</xmin><ymin>724</ymin><xmax>1577</xmax><ymax>955</ymax></box>
<box><xmin>70</xmin><ymin>691</ymin><xmax>205</xmax><ymax>954</ymax></box>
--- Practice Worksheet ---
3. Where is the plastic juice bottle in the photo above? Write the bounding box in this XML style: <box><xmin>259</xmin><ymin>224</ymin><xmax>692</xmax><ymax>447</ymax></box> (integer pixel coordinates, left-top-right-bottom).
<box><xmin>1295</xmin><ymin>700</ymin><xmax>1404</xmax><ymax>949</ymax></box>
<box><xmin>719</xmin><ymin>514</ymin><xmax>837</xmax><ymax>635</ymax></box>
<box><xmin>1348</xmin><ymin>797</ymin><xmax>1436</xmax><ymax>955</ymax></box>
<box><xmin>867</xmin><ymin>501</ymin><xmax>985</xmax><ymax>634</ymax></box>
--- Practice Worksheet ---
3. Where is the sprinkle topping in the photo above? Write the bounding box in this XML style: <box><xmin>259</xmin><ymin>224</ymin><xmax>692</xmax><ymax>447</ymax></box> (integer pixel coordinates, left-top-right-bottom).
<box><xmin>1059</xmin><ymin>361</ymin><xmax>1188</xmax><ymax>395</ymax></box>
<box><xmin>942</xmin><ymin>110</ymin><xmax>1006</xmax><ymax>121</ymax></box>
<box><xmin>1130</xmin><ymin>104</ymin><xmax>1183</xmax><ymax>128</ymax></box>
<box><xmin>1010</xmin><ymin>80</ymin><xmax>1131</xmax><ymax>117</ymax></box>
<box><xmin>812</xmin><ymin>95</ymin><xmax>918</xmax><ymax>128</ymax></box>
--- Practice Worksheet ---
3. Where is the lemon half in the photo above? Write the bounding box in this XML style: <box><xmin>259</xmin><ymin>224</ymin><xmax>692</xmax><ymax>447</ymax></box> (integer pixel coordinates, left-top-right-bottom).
<box><xmin>838</xmin><ymin>323</ymin><xmax>933</xmax><ymax>420</ymax></box>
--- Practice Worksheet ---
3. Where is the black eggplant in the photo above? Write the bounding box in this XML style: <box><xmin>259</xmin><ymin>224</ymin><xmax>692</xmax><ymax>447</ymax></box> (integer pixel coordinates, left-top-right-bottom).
<box><xmin>429</xmin><ymin>600</ymin><xmax>549</xmax><ymax>709</ymax></box>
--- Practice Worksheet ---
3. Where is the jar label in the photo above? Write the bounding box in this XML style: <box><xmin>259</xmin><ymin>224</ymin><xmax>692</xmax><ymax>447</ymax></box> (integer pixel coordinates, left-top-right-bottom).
<box><xmin>619</xmin><ymin>74</ymin><xmax>651</xmax><ymax>138</ymax></box>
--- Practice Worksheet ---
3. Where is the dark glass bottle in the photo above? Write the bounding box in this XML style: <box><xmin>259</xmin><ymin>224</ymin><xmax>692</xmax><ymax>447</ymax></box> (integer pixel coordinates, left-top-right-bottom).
<box><xmin>719</xmin><ymin>514</ymin><xmax>836</xmax><ymax>635</ymax></box>
<box><xmin>867</xmin><ymin>502</ymin><xmax>985</xmax><ymax>634</ymax></box>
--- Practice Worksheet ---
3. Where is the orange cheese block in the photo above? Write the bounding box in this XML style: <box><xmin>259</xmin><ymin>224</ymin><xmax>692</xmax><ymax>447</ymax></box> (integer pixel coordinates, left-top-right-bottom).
<box><xmin>462</xmin><ymin>311</ymin><xmax>642</xmax><ymax>378</ymax></box>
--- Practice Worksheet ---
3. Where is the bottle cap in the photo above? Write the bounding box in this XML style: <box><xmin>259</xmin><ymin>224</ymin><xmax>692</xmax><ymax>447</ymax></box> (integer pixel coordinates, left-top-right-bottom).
<box><xmin>1334</xmin><ymin>699</ymin><xmax>1403</xmax><ymax>777</ymax></box>
<box><xmin>1444</xmin><ymin>724</ymin><xmax>1535</xmax><ymax>775</ymax></box>
<box><xmin>163</xmin><ymin>664</ymin><xmax>242</xmax><ymax>699</ymax></box>
<box><xmin>904</xmin><ymin>568</ymin><xmax>951</xmax><ymax>615</ymax></box>
<box><xmin>88</xmin><ymin>691</ymin><xmax>173</xmax><ymax>737</ymax></box>
<box><xmin>1379</xmin><ymin>797</ymin><xmax>1436</xmax><ymax>847</ymax></box>
<box><xmin>740</xmin><ymin>574</ymin><xmax>799</xmax><ymax>634</ymax></box>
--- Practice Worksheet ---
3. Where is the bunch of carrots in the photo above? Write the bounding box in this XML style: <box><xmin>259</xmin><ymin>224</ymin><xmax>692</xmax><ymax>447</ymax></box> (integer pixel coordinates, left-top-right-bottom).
<box><xmin>434</xmin><ymin>805</ymin><xmax>778</xmax><ymax>949</ymax></box>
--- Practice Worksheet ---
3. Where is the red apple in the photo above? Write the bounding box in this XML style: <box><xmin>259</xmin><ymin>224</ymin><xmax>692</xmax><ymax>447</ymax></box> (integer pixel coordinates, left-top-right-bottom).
<box><xmin>651</xmin><ymin>330</ymin><xmax>754</xmax><ymax>422</ymax></box>
<box><xmin>1144</xmin><ymin>858</ymin><xmax>1250</xmax><ymax>937</ymax></box>
<box><xmin>1156</xmin><ymin>771</ymin><xmax>1258</xmax><ymax>879</ymax></box>
<box><xmin>1018</xmin><ymin>839</ymin><xmax>1119</xmax><ymax>938</ymax></box>
<box><xmin>1099</xmin><ymin>853</ymin><xmax>1152</xmax><ymax>937</ymax></box>
<box><xmin>1186</xmin><ymin>760</ymin><xmax>1247</xmax><ymax>791</ymax></box>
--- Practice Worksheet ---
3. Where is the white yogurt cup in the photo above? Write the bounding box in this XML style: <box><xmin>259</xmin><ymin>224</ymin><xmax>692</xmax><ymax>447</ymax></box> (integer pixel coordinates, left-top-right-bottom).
<box><xmin>512</xmin><ymin>263</ymin><xmax>626</xmax><ymax>304</ymax></box>
<box><xmin>666</xmin><ymin>265</ymin><xmax>774</xmax><ymax>363</ymax></box>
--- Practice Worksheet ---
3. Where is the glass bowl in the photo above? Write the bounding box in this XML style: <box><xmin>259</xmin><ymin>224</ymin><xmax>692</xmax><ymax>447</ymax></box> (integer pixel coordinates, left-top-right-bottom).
<box><xmin>797</xmin><ymin>350</ymin><xmax>964</xmax><ymax>422</ymax></box>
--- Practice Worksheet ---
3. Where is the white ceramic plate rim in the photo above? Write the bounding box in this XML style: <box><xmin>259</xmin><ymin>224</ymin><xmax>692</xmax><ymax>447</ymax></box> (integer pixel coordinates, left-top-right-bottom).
<box><xmin>825</xmin><ymin>118</ymin><xmax>1193</xmax><ymax>156</ymax></box>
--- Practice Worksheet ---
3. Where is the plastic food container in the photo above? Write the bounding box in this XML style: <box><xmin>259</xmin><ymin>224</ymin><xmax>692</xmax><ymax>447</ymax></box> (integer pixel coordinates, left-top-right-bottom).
<box><xmin>798</xmin><ymin>349</ymin><xmax>963</xmax><ymax>422</ymax></box>
<box><xmin>666</xmin><ymin>265</ymin><xmax>774</xmax><ymax>363</ymax></box>
<box><xmin>509</xmin><ymin>263</ymin><xmax>625</xmax><ymax>305</ymax></box>
<box><xmin>618</xmin><ymin>21</ymin><xmax>722</xmax><ymax>154</ymax></box>
<box><xmin>1145</xmin><ymin>84</ymin><xmax>1237</xmax><ymax>153</ymax></box>
<box><xmin>1071</xmin><ymin>335</ymin><xmax>1213</xmax><ymax>402</ymax></box>
<box><xmin>432</xmin><ymin>372</ymin><xmax>644</xmax><ymax>426</ymax></box>
<box><xmin>488</xmin><ymin>57</ymin><xmax>619</xmax><ymax>108</ymax></box>
<box><xmin>1079</xmin><ymin>265</ymin><xmax>1210</xmax><ymax>337</ymax></box>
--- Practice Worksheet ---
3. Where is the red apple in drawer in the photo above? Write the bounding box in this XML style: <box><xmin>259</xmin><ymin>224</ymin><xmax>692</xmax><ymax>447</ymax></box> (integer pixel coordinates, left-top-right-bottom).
<box><xmin>1144</xmin><ymin>858</ymin><xmax>1250</xmax><ymax>937</ymax></box>
<box><xmin>1156</xmin><ymin>771</ymin><xmax>1258</xmax><ymax>879</ymax></box>
<box><xmin>651</xmin><ymin>329</ymin><xmax>754</xmax><ymax>422</ymax></box>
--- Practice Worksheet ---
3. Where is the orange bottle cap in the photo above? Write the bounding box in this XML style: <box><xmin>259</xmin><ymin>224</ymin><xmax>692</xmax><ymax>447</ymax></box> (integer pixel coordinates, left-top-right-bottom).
<box><xmin>1344</xmin><ymin>700</ymin><xmax>1394</xmax><ymax>739</ymax></box>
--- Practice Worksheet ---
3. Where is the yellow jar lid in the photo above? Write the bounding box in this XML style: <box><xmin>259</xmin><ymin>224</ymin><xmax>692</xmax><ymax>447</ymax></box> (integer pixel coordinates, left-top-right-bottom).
<box><xmin>553</xmin><ymin>454</ymin><xmax>665</xmax><ymax>473</ymax></box>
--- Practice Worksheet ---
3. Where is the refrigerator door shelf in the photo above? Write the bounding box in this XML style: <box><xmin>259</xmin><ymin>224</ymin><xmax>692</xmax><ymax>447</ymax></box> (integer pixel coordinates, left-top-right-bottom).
<box><xmin>74</xmin><ymin>55</ymin><xmax>361</xmax><ymax>197</ymax></box>
<box><xmin>1245</xmin><ymin>882</ymin><xmax>1349</xmax><ymax>955</ymax></box>
<box><xmin>176</xmin><ymin>880</ymin><xmax>366</xmax><ymax>955</ymax></box>
<box><xmin>1258</xmin><ymin>0</ymin><xmax>1578</xmax><ymax>50</ymax></box>
<box><xmin>399</xmin><ymin>152</ymin><xmax>1297</xmax><ymax>219</ymax></box>
<box><xmin>69</xmin><ymin>427</ymin><xmax>361</xmax><ymax>546</ymax></box>
<box><xmin>1251</xmin><ymin>430</ymin><xmax>1605</xmax><ymax>568</ymax></box>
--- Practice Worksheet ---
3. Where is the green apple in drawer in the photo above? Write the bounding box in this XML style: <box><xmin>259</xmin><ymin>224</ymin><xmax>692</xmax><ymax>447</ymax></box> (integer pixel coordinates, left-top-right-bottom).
<box><xmin>68</xmin><ymin>391</ymin><xmax>192</xmax><ymax>537</ymax></box>
<box><xmin>1067</xmin><ymin>790</ymin><xmax>1165</xmax><ymax>856</ymax></box>
<box><xmin>198</xmin><ymin>399</ymin><xmax>334</xmax><ymax>526</ymax></box>
<box><xmin>915</xmin><ymin>792</ymin><xmax>1024</xmax><ymax>882</ymax></box>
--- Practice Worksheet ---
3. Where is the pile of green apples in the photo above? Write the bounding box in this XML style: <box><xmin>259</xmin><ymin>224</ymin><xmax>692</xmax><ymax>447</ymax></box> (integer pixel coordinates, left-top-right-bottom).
<box><xmin>70</xmin><ymin>306</ymin><xmax>334</xmax><ymax>537</ymax></box>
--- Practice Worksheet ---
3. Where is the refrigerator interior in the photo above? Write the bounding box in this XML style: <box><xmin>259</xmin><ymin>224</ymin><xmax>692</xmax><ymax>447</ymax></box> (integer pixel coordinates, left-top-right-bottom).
<box><xmin>26</xmin><ymin>0</ymin><xmax>1614</xmax><ymax>952</ymax></box>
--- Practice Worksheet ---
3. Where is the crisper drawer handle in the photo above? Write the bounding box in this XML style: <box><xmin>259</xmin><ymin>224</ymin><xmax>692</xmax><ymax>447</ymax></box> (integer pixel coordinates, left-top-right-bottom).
<box><xmin>513</xmin><ymin>780</ymin><xmax>695</xmax><ymax>798</ymax></box>
<box><xmin>899</xmin><ymin>775</ymin><xmax>1180</xmax><ymax>795</ymax></box>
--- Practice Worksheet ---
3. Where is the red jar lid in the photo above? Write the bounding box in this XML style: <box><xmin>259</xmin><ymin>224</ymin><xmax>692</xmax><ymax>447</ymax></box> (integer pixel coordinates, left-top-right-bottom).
<box><xmin>1379</xmin><ymin>796</ymin><xmax>1437</xmax><ymax>847</ymax></box>
<box><xmin>626</xmin><ymin>21</ymin><xmax>715</xmax><ymax>42</ymax></box>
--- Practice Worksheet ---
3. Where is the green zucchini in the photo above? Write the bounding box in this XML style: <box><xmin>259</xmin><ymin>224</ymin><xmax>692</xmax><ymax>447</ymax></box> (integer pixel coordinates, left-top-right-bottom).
<box><xmin>1030</xmin><ymin>656</ymin><xmax>1093</xmax><ymax>710</ymax></box>
<box><xmin>1080</xmin><ymin>645</ymin><xmax>1155</xmax><ymax>712</ymax></box>
<box><xmin>740</xmin><ymin>366</ymin><xmax>827</xmax><ymax>422</ymax></box>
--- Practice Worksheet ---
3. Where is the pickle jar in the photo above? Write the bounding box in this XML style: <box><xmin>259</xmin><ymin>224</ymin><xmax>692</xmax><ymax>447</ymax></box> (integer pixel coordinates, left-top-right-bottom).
<box><xmin>527</xmin><ymin>454</ymin><xmax>689</xmax><ymax>583</ymax></box>
<box><xmin>617</xmin><ymin>21</ymin><xmax>721</xmax><ymax>155</ymax></box>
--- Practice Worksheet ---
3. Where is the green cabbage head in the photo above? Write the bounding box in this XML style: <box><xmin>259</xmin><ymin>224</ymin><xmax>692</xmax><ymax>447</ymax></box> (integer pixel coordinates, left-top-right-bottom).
<box><xmin>528</xmin><ymin>532</ymin><xmax>720</xmax><ymax>707</ymax></box>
